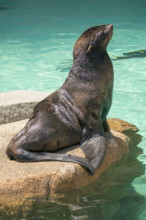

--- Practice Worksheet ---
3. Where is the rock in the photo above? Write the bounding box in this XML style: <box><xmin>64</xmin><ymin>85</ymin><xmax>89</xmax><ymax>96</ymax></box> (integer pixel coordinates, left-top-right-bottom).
<box><xmin>0</xmin><ymin>118</ymin><xmax>135</xmax><ymax>208</ymax></box>
<box><xmin>108</xmin><ymin>118</ymin><xmax>138</xmax><ymax>133</ymax></box>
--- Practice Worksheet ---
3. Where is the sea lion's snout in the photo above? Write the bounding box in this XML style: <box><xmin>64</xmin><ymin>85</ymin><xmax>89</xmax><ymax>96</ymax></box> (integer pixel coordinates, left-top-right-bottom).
<box><xmin>104</xmin><ymin>24</ymin><xmax>113</xmax><ymax>40</ymax></box>
<box><xmin>105</xmin><ymin>24</ymin><xmax>113</xmax><ymax>31</ymax></box>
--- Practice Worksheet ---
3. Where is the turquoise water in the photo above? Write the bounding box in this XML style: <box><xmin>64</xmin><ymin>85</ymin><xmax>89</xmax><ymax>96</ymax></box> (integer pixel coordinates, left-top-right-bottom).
<box><xmin>0</xmin><ymin>0</ymin><xmax>146</xmax><ymax>219</ymax></box>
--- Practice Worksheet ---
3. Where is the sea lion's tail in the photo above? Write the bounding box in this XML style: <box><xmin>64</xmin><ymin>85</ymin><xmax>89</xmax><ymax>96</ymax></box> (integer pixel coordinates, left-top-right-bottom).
<box><xmin>6</xmin><ymin>148</ymin><xmax>95</xmax><ymax>175</ymax></box>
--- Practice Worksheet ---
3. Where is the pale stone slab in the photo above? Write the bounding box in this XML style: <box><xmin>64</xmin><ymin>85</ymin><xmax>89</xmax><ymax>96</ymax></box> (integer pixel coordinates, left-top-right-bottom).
<box><xmin>0</xmin><ymin>91</ymin><xmax>49</xmax><ymax>124</ymax></box>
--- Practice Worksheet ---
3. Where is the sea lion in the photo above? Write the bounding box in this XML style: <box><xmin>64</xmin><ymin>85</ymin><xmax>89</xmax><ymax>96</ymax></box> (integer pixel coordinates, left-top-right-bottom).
<box><xmin>6</xmin><ymin>24</ymin><xmax>114</xmax><ymax>175</ymax></box>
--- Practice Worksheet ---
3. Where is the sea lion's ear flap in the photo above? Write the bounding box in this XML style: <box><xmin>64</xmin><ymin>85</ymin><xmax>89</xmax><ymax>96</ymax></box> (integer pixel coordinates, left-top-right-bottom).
<box><xmin>87</xmin><ymin>44</ymin><xmax>93</xmax><ymax>54</ymax></box>
<box><xmin>87</xmin><ymin>45</ymin><xmax>92</xmax><ymax>52</ymax></box>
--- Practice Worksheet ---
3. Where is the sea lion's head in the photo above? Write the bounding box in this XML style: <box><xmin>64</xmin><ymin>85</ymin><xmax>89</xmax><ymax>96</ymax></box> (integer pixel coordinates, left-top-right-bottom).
<box><xmin>73</xmin><ymin>24</ymin><xmax>113</xmax><ymax>59</ymax></box>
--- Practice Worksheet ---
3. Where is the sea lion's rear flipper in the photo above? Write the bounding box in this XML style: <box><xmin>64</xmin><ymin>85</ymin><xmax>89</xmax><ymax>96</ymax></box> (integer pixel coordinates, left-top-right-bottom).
<box><xmin>7</xmin><ymin>148</ymin><xmax>94</xmax><ymax>175</ymax></box>
<box><xmin>80</xmin><ymin>128</ymin><xmax>106</xmax><ymax>173</ymax></box>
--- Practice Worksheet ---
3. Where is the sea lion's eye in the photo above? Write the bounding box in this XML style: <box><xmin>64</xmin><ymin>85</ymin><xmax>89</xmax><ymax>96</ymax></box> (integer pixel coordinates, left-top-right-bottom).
<box><xmin>98</xmin><ymin>31</ymin><xmax>105</xmax><ymax>41</ymax></box>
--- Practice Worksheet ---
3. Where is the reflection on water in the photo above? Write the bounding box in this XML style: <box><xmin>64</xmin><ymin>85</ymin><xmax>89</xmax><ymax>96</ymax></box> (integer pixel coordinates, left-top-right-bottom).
<box><xmin>56</xmin><ymin>60</ymin><xmax>72</xmax><ymax>73</ymax></box>
<box><xmin>113</xmin><ymin>50</ymin><xmax>146</xmax><ymax>60</ymax></box>
<box><xmin>56</xmin><ymin>50</ymin><xmax>146</xmax><ymax>73</ymax></box>
<box><xmin>1</xmin><ymin>130</ymin><xmax>145</xmax><ymax>220</ymax></box>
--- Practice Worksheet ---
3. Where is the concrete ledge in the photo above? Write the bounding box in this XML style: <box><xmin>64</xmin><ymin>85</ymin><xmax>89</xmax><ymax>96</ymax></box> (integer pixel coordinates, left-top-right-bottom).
<box><xmin>0</xmin><ymin>91</ymin><xmax>48</xmax><ymax>124</ymax></box>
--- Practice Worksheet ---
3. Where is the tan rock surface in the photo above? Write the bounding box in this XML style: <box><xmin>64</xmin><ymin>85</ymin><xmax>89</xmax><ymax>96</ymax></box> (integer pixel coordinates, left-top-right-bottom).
<box><xmin>108</xmin><ymin>118</ymin><xmax>138</xmax><ymax>133</ymax></box>
<box><xmin>0</xmin><ymin>118</ymin><xmax>137</xmax><ymax>207</ymax></box>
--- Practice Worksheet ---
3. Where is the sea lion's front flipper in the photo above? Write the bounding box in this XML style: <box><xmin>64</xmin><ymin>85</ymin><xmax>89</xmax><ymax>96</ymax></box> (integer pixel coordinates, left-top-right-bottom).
<box><xmin>80</xmin><ymin>128</ymin><xmax>106</xmax><ymax>173</ymax></box>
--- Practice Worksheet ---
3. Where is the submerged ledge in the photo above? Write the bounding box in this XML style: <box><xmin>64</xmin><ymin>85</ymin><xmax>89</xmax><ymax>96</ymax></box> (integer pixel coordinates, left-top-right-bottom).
<box><xmin>0</xmin><ymin>91</ymin><xmax>138</xmax><ymax>208</ymax></box>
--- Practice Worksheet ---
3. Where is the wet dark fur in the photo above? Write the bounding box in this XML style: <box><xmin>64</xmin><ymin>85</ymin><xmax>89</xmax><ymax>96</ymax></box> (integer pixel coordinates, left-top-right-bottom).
<box><xmin>6</xmin><ymin>24</ymin><xmax>113</xmax><ymax>175</ymax></box>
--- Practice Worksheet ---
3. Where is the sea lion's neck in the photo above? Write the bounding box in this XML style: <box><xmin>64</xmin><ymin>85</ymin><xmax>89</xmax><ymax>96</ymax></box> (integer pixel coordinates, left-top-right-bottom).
<box><xmin>62</xmin><ymin>48</ymin><xmax>112</xmax><ymax>87</ymax></box>
<box><xmin>72</xmin><ymin>49</ymin><xmax>110</xmax><ymax>73</ymax></box>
